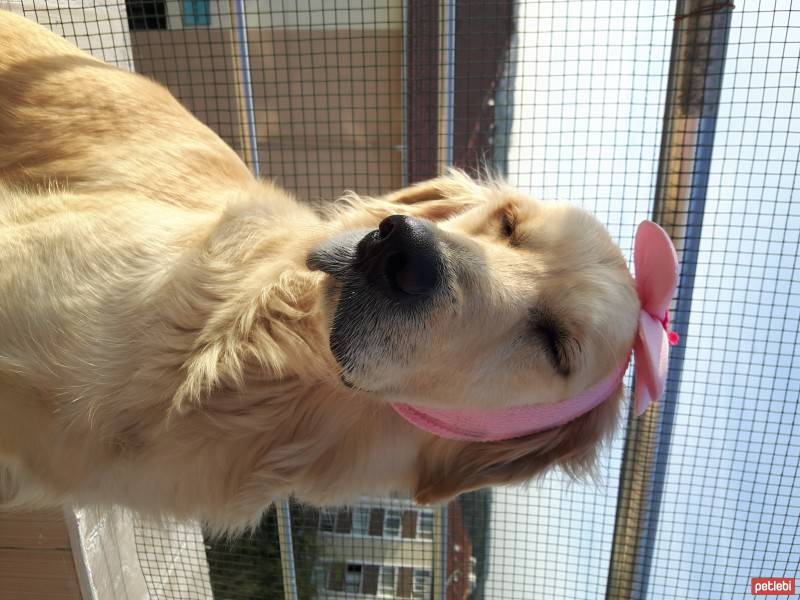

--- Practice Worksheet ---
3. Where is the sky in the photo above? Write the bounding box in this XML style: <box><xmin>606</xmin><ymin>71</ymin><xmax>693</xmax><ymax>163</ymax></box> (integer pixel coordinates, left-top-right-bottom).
<box><xmin>486</xmin><ymin>1</ymin><xmax>800</xmax><ymax>599</ymax></box>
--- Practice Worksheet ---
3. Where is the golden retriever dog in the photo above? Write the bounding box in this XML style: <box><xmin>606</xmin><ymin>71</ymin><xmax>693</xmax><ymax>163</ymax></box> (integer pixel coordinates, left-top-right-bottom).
<box><xmin>0</xmin><ymin>11</ymin><xmax>640</xmax><ymax>532</ymax></box>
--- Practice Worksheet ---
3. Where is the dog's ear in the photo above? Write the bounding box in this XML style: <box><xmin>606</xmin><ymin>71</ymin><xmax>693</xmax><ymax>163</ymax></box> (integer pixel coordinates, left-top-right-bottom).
<box><xmin>413</xmin><ymin>386</ymin><xmax>623</xmax><ymax>504</ymax></box>
<box><xmin>170</xmin><ymin>270</ymin><xmax>329</xmax><ymax>412</ymax></box>
<box><xmin>382</xmin><ymin>171</ymin><xmax>485</xmax><ymax>221</ymax></box>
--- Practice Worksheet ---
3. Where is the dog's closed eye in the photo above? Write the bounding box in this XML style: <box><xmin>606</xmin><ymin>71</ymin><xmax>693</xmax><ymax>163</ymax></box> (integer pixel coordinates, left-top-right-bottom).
<box><xmin>527</xmin><ymin>307</ymin><xmax>578</xmax><ymax>377</ymax></box>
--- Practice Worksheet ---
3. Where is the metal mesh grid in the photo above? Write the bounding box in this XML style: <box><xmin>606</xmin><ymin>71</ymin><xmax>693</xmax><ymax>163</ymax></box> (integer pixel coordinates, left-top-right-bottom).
<box><xmin>642</xmin><ymin>2</ymin><xmax>800</xmax><ymax>596</ymax></box>
<box><xmin>15</xmin><ymin>1</ymin><xmax>799</xmax><ymax>599</ymax></box>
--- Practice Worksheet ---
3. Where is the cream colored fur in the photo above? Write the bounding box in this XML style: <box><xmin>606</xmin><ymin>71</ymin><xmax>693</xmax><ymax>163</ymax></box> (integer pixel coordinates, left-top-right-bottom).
<box><xmin>0</xmin><ymin>11</ymin><xmax>639</xmax><ymax>532</ymax></box>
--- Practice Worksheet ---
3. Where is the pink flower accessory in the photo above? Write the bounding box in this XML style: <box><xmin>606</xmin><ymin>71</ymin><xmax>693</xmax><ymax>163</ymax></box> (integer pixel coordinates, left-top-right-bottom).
<box><xmin>391</xmin><ymin>220</ymin><xmax>680</xmax><ymax>441</ymax></box>
<box><xmin>630</xmin><ymin>220</ymin><xmax>680</xmax><ymax>416</ymax></box>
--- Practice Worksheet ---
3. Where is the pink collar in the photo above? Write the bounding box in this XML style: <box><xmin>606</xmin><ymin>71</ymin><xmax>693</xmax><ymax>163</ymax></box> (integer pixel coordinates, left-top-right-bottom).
<box><xmin>390</xmin><ymin>220</ymin><xmax>680</xmax><ymax>442</ymax></box>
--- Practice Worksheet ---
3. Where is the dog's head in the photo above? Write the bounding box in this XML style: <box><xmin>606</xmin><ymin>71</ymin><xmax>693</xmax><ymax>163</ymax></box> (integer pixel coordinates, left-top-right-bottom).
<box><xmin>307</xmin><ymin>172</ymin><xmax>640</xmax><ymax>502</ymax></box>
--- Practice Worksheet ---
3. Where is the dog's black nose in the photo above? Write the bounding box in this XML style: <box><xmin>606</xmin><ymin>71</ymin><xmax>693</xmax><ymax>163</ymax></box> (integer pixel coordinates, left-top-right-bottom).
<box><xmin>355</xmin><ymin>215</ymin><xmax>440</xmax><ymax>300</ymax></box>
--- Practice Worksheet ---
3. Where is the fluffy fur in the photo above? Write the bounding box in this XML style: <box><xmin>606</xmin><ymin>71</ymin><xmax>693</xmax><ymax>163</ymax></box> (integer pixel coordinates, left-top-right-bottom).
<box><xmin>0</xmin><ymin>11</ymin><xmax>639</xmax><ymax>532</ymax></box>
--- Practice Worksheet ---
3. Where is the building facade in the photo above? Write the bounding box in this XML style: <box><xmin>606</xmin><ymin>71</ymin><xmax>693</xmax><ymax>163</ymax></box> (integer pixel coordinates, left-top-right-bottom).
<box><xmin>311</xmin><ymin>496</ymin><xmax>475</xmax><ymax>600</ymax></box>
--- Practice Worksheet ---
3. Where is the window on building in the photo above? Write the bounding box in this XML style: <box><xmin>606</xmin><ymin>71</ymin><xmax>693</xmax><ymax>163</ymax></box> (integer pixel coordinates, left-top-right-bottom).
<box><xmin>412</xmin><ymin>569</ymin><xmax>432</xmax><ymax>600</ymax></box>
<box><xmin>319</xmin><ymin>507</ymin><xmax>371</xmax><ymax>535</ymax></box>
<box><xmin>379</xmin><ymin>566</ymin><xmax>397</xmax><ymax>597</ymax></box>
<box><xmin>318</xmin><ymin>509</ymin><xmax>335</xmax><ymax>533</ymax></box>
<box><xmin>314</xmin><ymin>562</ymin><xmax>432</xmax><ymax>600</ymax></box>
<box><xmin>352</xmin><ymin>507</ymin><xmax>370</xmax><ymax>535</ymax></box>
<box><xmin>125</xmin><ymin>0</ymin><xmax>166</xmax><ymax>30</ymax></box>
<box><xmin>320</xmin><ymin>504</ymin><xmax>434</xmax><ymax>541</ymax></box>
<box><xmin>344</xmin><ymin>564</ymin><xmax>362</xmax><ymax>593</ymax></box>
<box><xmin>383</xmin><ymin>509</ymin><xmax>402</xmax><ymax>538</ymax></box>
<box><xmin>182</xmin><ymin>0</ymin><xmax>210</xmax><ymax>27</ymax></box>
<box><xmin>324</xmin><ymin>562</ymin><xmax>388</xmax><ymax>596</ymax></box>
<box><xmin>418</xmin><ymin>510</ymin><xmax>434</xmax><ymax>540</ymax></box>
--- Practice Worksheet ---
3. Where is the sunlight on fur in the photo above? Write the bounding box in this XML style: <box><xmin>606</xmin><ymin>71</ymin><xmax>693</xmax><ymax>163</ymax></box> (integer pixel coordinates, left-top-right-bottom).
<box><xmin>0</xmin><ymin>11</ymin><xmax>639</xmax><ymax>533</ymax></box>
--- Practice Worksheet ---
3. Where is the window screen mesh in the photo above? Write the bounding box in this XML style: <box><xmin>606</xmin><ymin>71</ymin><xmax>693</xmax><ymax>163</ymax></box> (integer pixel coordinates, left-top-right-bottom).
<box><xmin>16</xmin><ymin>1</ymin><xmax>799</xmax><ymax>599</ymax></box>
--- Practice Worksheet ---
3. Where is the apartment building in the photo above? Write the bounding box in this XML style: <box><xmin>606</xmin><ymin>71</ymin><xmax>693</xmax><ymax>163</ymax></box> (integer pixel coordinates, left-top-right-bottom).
<box><xmin>311</xmin><ymin>497</ymin><xmax>476</xmax><ymax>600</ymax></box>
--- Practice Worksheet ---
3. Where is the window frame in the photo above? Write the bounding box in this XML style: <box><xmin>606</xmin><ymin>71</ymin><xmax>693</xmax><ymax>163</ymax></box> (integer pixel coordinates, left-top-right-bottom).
<box><xmin>377</xmin><ymin>566</ymin><xmax>397</xmax><ymax>597</ymax></box>
<box><xmin>417</xmin><ymin>509</ymin><xmax>435</xmax><ymax>541</ymax></box>
<box><xmin>181</xmin><ymin>0</ymin><xmax>211</xmax><ymax>27</ymax></box>
<box><xmin>411</xmin><ymin>568</ymin><xmax>432</xmax><ymax>600</ymax></box>
<box><xmin>383</xmin><ymin>508</ymin><xmax>403</xmax><ymax>539</ymax></box>
<box><xmin>343</xmin><ymin>563</ymin><xmax>362</xmax><ymax>593</ymax></box>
